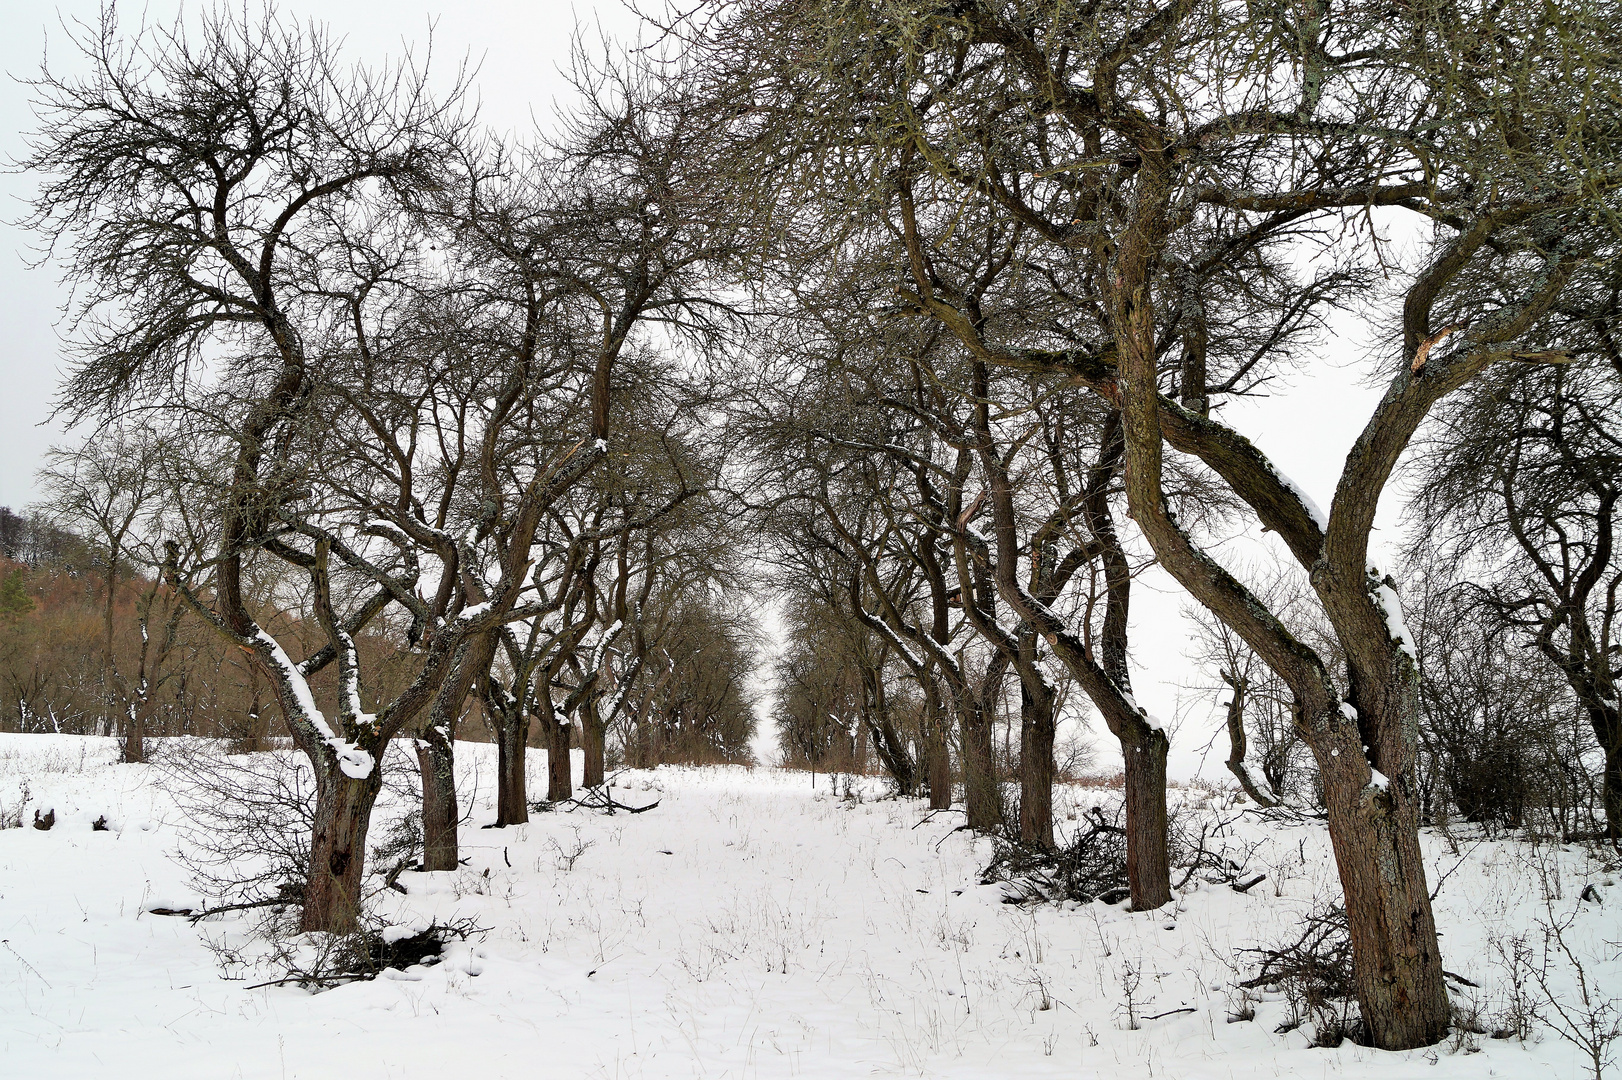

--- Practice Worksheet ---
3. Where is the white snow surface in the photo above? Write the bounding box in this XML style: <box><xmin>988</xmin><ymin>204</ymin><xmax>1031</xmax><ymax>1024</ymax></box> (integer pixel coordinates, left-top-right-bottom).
<box><xmin>0</xmin><ymin>733</ymin><xmax>1612</xmax><ymax>1079</ymax></box>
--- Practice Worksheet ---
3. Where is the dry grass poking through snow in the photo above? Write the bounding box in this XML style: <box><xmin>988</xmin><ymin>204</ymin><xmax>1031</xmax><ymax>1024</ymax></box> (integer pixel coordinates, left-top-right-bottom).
<box><xmin>0</xmin><ymin>733</ymin><xmax>1615</xmax><ymax>1079</ymax></box>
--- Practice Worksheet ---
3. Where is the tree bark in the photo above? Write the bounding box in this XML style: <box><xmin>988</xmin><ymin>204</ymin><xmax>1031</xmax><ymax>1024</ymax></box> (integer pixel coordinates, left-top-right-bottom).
<box><xmin>1018</xmin><ymin>663</ymin><xmax>1056</xmax><ymax>850</ymax></box>
<box><xmin>860</xmin><ymin>661</ymin><xmax>916</xmax><ymax>794</ymax></box>
<box><xmin>122</xmin><ymin>702</ymin><xmax>147</xmax><ymax>765</ymax></box>
<box><xmin>582</xmin><ymin>698</ymin><xmax>607</xmax><ymax>789</ymax></box>
<box><xmin>494</xmin><ymin>704</ymin><xmax>529</xmax><ymax>826</ymax></box>
<box><xmin>415</xmin><ymin>730</ymin><xmax>458</xmax><ymax>872</ymax></box>
<box><xmin>959</xmin><ymin>686</ymin><xmax>1000</xmax><ymax>832</ymax></box>
<box><xmin>1316</xmin><ymin>703</ymin><xmax>1448</xmax><ymax>1049</ymax></box>
<box><xmin>541</xmin><ymin>694</ymin><xmax>573</xmax><ymax>803</ymax></box>
<box><xmin>1599</xmin><ymin>714</ymin><xmax>1622</xmax><ymax>844</ymax></box>
<box><xmin>1122</xmin><ymin>728</ymin><xmax>1171</xmax><ymax>909</ymax></box>
<box><xmin>301</xmin><ymin>769</ymin><xmax>382</xmax><ymax>934</ymax></box>
<box><xmin>927</xmin><ymin>688</ymin><xmax>953</xmax><ymax>810</ymax></box>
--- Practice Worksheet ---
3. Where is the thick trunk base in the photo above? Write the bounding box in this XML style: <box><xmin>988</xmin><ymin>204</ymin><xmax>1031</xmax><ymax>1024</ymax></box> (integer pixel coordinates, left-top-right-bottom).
<box><xmin>928</xmin><ymin>718</ymin><xmax>952</xmax><ymax>810</ymax></box>
<box><xmin>495</xmin><ymin>715</ymin><xmax>529</xmax><ymax>826</ymax></box>
<box><xmin>301</xmin><ymin>771</ymin><xmax>381</xmax><ymax>934</ymax></box>
<box><xmin>583</xmin><ymin>705</ymin><xmax>606</xmax><ymax>789</ymax></box>
<box><xmin>1123</xmin><ymin>733</ymin><xmax>1172</xmax><ymax>910</ymax></box>
<box><xmin>547</xmin><ymin>718</ymin><xmax>573</xmax><ymax>803</ymax></box>
<box><xmin>1321</xmin><ymin>755</ymin><xmax>1450</xmax><ymax>1050</ymax></box>
<box><xmin>415</xmin><ymin>731</ymin><xmax>458</xmax><ymax>872</ymax></box>
<box><xmin>1019</xmin><ymin>685</ymin><xmax>1056</xmax><ymax>850</ymax></box>
<box><xmin>961</xmin><ymin>705</ymin><xmax>999</xmax><ymax>833</ymax></box>
<box><xmin>122</xmin><ymin>713</ymin><xmax>144</xmax><ymax>764</ymax></box>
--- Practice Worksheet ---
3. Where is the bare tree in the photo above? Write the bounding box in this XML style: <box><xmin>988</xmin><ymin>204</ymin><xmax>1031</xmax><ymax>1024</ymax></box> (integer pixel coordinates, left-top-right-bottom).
<box><xmin>20</xmin><ymin>5</ymin><xmax>485</xmax><ymax>932</ymax></box>
<box><xmin>677</xmin><ymin>0</ymin><xmax>1622</xmax><ymax>1048</ymax></box>
<box><xmin>1411</xmin><ymin>346</ymin><xmax>1622</xmax><ymax>839</ymax></box>
<box><xmin>38</xmin><ymin>424</ymin><xmax>203</xmax><ymax>761</ymax></box>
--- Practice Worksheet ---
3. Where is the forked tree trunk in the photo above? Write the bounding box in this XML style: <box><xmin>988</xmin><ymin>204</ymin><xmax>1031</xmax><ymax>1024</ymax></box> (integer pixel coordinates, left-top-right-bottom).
<box><xmin>581</xmin><ymin>699</ymin><xmax>606</xmax><ymax>789</ymax></box>
<box><xmin>1122</xmin><ymin>728</ymin><xmax>1171</xmax><ymax>909</ymax></box>
<box><xmin>494</xmin><ymin>710</ymin><xmax>529</xmax><ymax>826</ymax></box>
<box><xmin>1018</xmin><ymin>676</ymin><xmax>1056</xmax><ymax>850</ymax></box>
<box><xmin>415</xmin><ymin>730</ymin><xmax>458</xmax><ymax>872</ymax></box>
<box><xmin>302</xmin><ymin>768</ymin><xmax>382</xmax><ymax>934</ymax></box>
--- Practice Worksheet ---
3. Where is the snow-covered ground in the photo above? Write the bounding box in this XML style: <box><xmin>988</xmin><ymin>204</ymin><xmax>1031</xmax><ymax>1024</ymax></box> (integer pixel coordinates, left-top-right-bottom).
<box><xmin>0</xmin><ymin>733</ymin><xmax>1613</xmax><ymax>1079</ymax></box>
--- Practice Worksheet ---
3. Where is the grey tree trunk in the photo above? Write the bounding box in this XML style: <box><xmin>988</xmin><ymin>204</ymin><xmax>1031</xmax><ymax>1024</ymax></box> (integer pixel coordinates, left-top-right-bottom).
<box><xmin>540</xmin><ymin>694</ymin><xmax>573</xmax><ymax>803</ymax></box>
<box><xmin>582</xmin><ymin>698</ymin><xmax>607</xmax><ymax>789</ymax></box>
<box><xmin>1017</xmin><ymin>670</ymin><xmax>1056</xmax><ymax>850</ymax></box>
<box><xmin>959</xmin><ymin>690</ymin><xmax>1000</xmax><ymax>832</ymax></box>
<box><xmin>301</xmin><ymin>769</ymin><xmax>382</xmax><ymax>934</ymax></box>
<box><xmin>415</xmin><ymin>730</ymin><xmax>458</xmax><ymax>872</ymax></box>
<box><xmin>1122</xmin><ymin>729</ymin><xmax>1171</xmax><ymax>909</ymax></box>
<box><xmin>495</xmin><ymin>708</ymin><xmax>529</xmax><ymax>826</ymax></box>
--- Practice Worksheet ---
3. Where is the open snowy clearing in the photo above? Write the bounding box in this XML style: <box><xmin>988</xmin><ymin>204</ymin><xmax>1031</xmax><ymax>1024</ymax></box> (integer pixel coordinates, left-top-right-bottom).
<box><xmin>0</xmin><ymin>733</ymin><xmax>1612</xmax><ymax>1079</ymax></box>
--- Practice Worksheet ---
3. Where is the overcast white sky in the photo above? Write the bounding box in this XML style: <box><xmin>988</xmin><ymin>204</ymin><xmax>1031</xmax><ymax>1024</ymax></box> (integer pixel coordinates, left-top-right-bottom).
<box><xmin>1</xmin><ymin>1</ymin><xmax>1411</xmax><ymax>776</ymax></box>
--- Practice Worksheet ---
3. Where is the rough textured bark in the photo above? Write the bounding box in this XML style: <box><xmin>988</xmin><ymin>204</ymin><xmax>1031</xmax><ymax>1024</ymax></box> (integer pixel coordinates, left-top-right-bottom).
<box><xmin>415</xmin><ymin>730</ymin><xmax>458</xmax><ymax>872</ymax></box>
<box><xmin>582</xmin><ymin>698</ymin><xmax>607</xmax><ymax>789</ymax></box>
<box><xmin>302</xmin><ymin>771</ymin><xmax>382</xmax><ymax>934</ymax></box>
<box><xmin>1122</xmin><ymin>728</ymin><xmax>1171</xmax><ymax>908</ymax></box>
<box><xmin>122</xmin><ymin>702</ymin><xmax>147</xmax><ymax>766</ymax></box>
<box><xmin>925</xmin><ymin>687</ymin><xmax>953</xmax><ymax>810</ymax></box>
<box><xmin>1017</xmin><ymin>664</ymin><xmax>1056</xmax><ymax>850</ymax></box>
<box><xmin>495</xmin><ymin>709</ymin><xmax>530</xmax><ymax>825</ymax></box>
<box><xmin>958</xmin><ymin>672</ymin><xmax>1002</xmax><ymax>833</ymax></box>
<box><xmin>1317</xmin><ymin>680</ymin><xmax>1447</xmax><ymax>1050</ymax></box>
<box><xmin>540</xmin><ymin>693</ymin><xmax>573</xmax><ymax>803</ymax></box>
<box><xmin>1106</xmin><ymin>159</ymin><xmax>1449</xmax><ymax>1047</ymax></box>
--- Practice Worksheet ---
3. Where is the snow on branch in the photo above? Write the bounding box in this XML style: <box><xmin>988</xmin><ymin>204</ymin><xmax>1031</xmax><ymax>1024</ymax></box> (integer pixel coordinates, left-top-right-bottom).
<box><xmin>252</xmin><ymin>628</ymin><xmax>374</xmax><ymax>779</ymax></box>
<box><xmin>1366</xmin><ymin>565</ymin><xmax>1417</xmax><ymax>660</ymax></box>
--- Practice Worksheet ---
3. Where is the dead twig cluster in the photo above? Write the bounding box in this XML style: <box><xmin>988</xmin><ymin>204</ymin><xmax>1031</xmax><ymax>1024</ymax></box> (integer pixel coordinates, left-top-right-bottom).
<box><xmin>982</xmin><ymin>805</ymin><xmax>1129</xmax><ymax>905</ymax></box>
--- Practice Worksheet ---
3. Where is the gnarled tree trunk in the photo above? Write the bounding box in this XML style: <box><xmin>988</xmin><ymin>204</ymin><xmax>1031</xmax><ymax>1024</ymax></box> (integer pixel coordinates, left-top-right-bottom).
<box><xmin>959</xmin><ymin>685</ymin><xmax>1000</xmax><ymax>832</ymax></box>
<box><xmin>1121</xmin><ymin>727</ymin><xmax>1171</xmax><ymax>909</ymax></box>
<box><xmin>1313</xmin><ymin>695</ymin><xmax>1447</xmax><ymax>1048</ymax></box>
<box><xmin>540</xmin><ymin>693</ymin><xmax>573</xmax><ymax>803</ymax></box>
<box><xmin>302</xmin><ymin>768</ymin><xmax>382</xmax><ymax>934</ymax></box>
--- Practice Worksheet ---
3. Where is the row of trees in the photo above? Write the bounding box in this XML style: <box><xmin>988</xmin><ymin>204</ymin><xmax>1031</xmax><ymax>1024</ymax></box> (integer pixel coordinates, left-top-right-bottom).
<box><xmin>20</xmin><ymin>8</ymin><xmax>759</xmax><ymax>933</ymax></box>
<box><xmin>19</xmin><ymin>0</ymin><xmax>1621</xmax><ymax>1054</ymax></box>
<box><xmin>665</xmin><ymin>0</ymin><xmax>1621</xmax><ymax>1052</ymax></box>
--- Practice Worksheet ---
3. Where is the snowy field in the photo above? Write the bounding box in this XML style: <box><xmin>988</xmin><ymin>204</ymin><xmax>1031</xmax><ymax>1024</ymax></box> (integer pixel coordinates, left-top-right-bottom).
<box><xmin>0</xmin><ymin>733</ymin><xmax>1614</xmax><ymax>1079</ymax></box>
